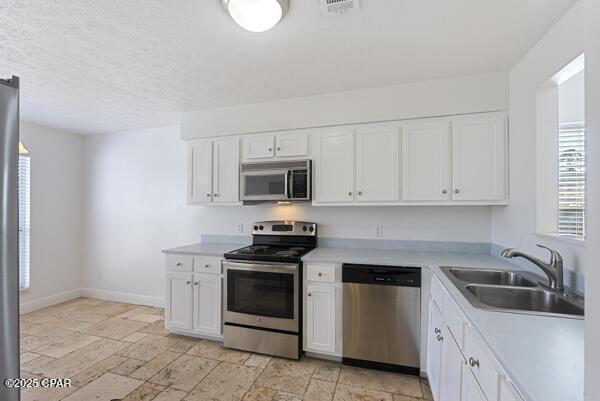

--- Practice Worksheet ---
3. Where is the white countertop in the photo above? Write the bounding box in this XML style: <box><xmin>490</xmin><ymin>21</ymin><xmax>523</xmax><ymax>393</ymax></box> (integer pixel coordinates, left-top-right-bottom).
<box><xmin>303</xmin><ymin>246</ymin><xmax>584</xmax><ymax>401</ymax></box>
<box><xmin>162</xmin><ymin>242</ymin><xmax>243</xmax><ymax>256</ymax></box>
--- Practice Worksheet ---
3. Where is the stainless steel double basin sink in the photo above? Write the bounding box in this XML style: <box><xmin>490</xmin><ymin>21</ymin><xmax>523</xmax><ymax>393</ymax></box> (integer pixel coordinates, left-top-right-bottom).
<box><xmin>440</xmin><ymin>267</ymin><xmax>584</xmax><ymax>318</ymax></box>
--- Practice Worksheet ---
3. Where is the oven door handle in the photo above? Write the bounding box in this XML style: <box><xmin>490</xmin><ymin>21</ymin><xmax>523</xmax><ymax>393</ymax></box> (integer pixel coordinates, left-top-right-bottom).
<box><xmin>223</xmin><ymin>260</ymin><xmax>299</xmax><ymax>273</ymax></box>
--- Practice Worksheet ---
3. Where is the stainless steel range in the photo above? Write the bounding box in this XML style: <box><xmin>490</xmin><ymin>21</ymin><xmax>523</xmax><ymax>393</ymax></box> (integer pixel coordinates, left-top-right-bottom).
<box><xmin>222</xmin><ymin>221</ymin><xmax>317</xmax><ymax>359</ymax></box>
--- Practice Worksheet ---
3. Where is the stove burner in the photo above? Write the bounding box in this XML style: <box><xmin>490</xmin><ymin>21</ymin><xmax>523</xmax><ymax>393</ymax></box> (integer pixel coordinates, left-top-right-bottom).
<box><xmin>290</xmin><ymin>247</ymin><xmax>305</xmax><ymax>251</ymax></box>
<box><xmin>275</xmin><ymin>250</ymin><xmax>299</xmax><ymax>257</ymax></box>
<box><xmin>238</xmin><ymin>245</ymin><xmax>271</xmax><ymax>254</ymax></box>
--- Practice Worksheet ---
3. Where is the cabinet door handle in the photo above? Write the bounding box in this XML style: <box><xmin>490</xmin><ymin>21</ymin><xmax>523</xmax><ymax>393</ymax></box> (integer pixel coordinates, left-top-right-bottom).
<box><xmin>454</xmin><ymin>189</ymin><xmax>460</xmax><ymax>194</ymax></box>
<box><xmin>176</xmin><ymin>262</ymin><xmax>183</xmax><ymax>267</ymax></box>
<box><xmin>214</xmin><ymin>193</ymin><xmax>219</xmax><ymax>197</ymax></box>
<box><xmin>186</xmin><ymin>280</ymin><xmax>191</xmax><ymax>285</ymax></box>
<box><xmin>434</xmin><ymin>328</ymin><xmax>441</xmax><ymax>334</ymax></box>
<box><xmin>437</xmin><ymin>335</ymin><xmax>443</xmax><ymax>342</ymax></box>
<box><xmin>204</xmin><ymin>264</ymin><xmax>210</xmax><ymax>269</ymax></box>
<box><xmin>308</xmin><ymin>293</ymin><xmax>312</xmax><ymax>297</ymax></box>
<box><xmin>277</xmin><ymin>147</ymin><xmax>281</xmax><ymax>151</ymax></box>
<box><xmin>442</xmin><ymin>189</ymin><xmax>447</xmax><ymax>194</ymax></box>
<box><xmin>358</xmin><ymin>191</ymin><xmax>363</xmax><ymax>195</ymax></box>
<box><xmin>193</xmin><ymin>281</ymin><xmax>198</xmax><ymax>286</ymax></box>
<box><xmin>206</xmin><ymin>193</ymin><xmax>211</xmax><ymax>197</ymax></box>
<box><xmin>469</xmin><ymin>357</ymin><xmax>480</xmax><ymax>368</ymax></box>
<box><xmin>318</xmin><ymin>273</ymin><xmax>323</xmax><ymax>277</ymax></box>
<box><xmin>268</xmin><ymin>147</ymin><xmax>273</xmax><ymax>152</ymax></box>
<box><xmin>348</xmin><ymin>191</ymin><xmax>352</xmax><ymax>196</ymax></box>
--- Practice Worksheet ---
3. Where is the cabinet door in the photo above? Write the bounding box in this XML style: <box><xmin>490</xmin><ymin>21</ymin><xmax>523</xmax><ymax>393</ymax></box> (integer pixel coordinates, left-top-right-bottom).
<box><xmin>244</xmin><ymin>134</ymin><xmax>275</xmax><ymax>159</ymax></box>
<box><xmin>275</xmin><ymin>131</ymin><xmax>309</xmax><ymax>157</ymax></box>
<box><xmin>461</xmin><ymin>368</ymin><xmax>488</xmax><ymax>401</ymax></box>
<box><xmin>213</xmin><ymin>138</ymin><xmax>240</xmax><ymax>203</ymax></box>
<box><xmin>314</xmin><ymin>128</ymin><xmax>354</xmax><ymax>203</ymax></box>
<box><xmin>306</xmin><ymin>284</ymin><xmax>336</xmax><ymax>353</ymax></box>
<box><xmin>500</xmin><ymin>380</ymin><xmax>524</xmax><ymax>401</ymax></box>
<box><xmin>427</xmin><ymin>300</ymin><xmax>445</xmax><ymax>401</ymax></box>
<box><xmin>401</xmin><ymin>122</ymin><xmax>451</xmax><ymax>201</ymax></box>
<box><xmin>188</xmin><ymin>139</ymin><xmax>213</xmax><ymax>203</ymax></box>
<box><xmin>166</xmin><ymin>272</ymin><xmax>193</xmax><ymax>331</ymax></box>
<box><xmin>440</xmin><ymin>332</ymin><xmax>465</xmax><ymax>401</ymax></box>
<box><xmin>192</xmin><ymin>273</ymin><xmax>222</xmax><ymax>336</ymax></box>
<box><xmin>355</xmin><ymin>124</ymin><xmax>399</xmax><ymax>202</ymax></box>
<box><xmin>452</xmin><ymin>116</ymin><xmax>507</xmax><ymax>201</ymax></box>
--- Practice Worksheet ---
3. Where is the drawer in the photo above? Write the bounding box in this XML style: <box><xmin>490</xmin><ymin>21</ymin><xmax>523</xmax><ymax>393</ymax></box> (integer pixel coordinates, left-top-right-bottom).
<box><xmin>431</xmin><ymin>275</ymin><xmax>445</xmax><ymax>311</ymax></box>
<box><xmin>464</xmin><ymin>325</ymin><xmax>503</xmax><ymax>401</ymax></box>
<box><xmin>444</xmin><ymin>291</ymin><xmax>466</xmax><ymax>348</ymax></box>
<box><xmin>193</xmin><ymin>256</ymin><xmax>222</xmax><ymax>274</ymax></box>
<box><xmin>306</xmin><ymin>263</ymin><xmax>337</xmax><ymax>283</ymax></box>
<box><xmin>166</xmin><ymin>254</ymin><xmax>193</xmax><ymax>272</ymax></box>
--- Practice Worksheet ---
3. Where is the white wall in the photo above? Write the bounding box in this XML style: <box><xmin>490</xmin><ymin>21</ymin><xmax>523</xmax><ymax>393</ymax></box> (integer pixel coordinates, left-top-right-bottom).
<box><xmin>182</xmin><ymin>71</ymin><xmax>508</xmax><ymax>139</ymax></box>
<box><xmin>81</xmin><ymin>125</ymin><xmax>492</xmax><ymax>301</ymax></box>
<box><xmin>19</xmin><ymin>122</ymin><xmax>84</xmax><ymax>312</ymax></box>
<box><xmin>559</xmin><ymin>70</ymin><xmax>585</xmax><ymax>123</ymax></box>
<box><xmin>491</xmin><ymin>1</ymin><xmax>585</xmax><ymax>287</ymax></box>
<box><xmin>584</xmin><ymin>0</ymin><xmax>600</xmax><ymax>397</ymax></box>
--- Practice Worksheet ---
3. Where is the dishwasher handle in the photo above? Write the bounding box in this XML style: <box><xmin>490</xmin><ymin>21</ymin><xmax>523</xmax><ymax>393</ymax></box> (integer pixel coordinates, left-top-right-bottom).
<box><xmin>342</xmin><ymin>264</ymin><xmax>421</xmax><ymax>287</ymax></box>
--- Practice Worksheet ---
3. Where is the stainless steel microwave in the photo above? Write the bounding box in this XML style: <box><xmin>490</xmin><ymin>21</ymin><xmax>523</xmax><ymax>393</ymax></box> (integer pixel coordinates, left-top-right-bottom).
<box><xmin>240</xmin><ymin>160</ymin><xmax>311</xmax><ymax>203</ymax></box>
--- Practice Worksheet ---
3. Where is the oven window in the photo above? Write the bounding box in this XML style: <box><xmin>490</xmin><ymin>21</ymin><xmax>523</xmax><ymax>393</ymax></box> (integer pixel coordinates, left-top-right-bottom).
<box><xmin>244</xmin><ymin>174</ymin><xmax>285</xmax><ymax>196</ymax></box>
<box><xmin>227</xmin><ymin>270</ymin><xmax>294</xmax><ymax>319</ymax></box>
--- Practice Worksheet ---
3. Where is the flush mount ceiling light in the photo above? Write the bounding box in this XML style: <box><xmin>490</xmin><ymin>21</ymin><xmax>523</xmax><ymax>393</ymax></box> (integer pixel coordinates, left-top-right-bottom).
<box><xmin>222</xmin><ymin>0</ymin><xmax>290</xmax><ymax>32</ymax></box>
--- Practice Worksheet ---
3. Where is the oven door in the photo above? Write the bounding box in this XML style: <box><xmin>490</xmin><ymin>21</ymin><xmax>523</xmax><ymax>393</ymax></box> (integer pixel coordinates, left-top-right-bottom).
<box><xmin>240</xmin><ymin>170</ymin><xmax>290</xmax><ymax>202</ymax></box>
<box><xmin>223</xmin><ymin>260</ymin><xmax>299</xmax><ymax>333</ymax></box>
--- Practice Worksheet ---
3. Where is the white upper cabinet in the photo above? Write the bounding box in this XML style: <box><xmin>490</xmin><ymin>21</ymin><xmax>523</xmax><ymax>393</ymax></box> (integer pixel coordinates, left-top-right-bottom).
<box><xmin>244</xmin><ymin>134</ymin><xmax>275</xmax><ymax>159</ymax></box>
<box><xmin>451</xmin><ymin>115</ymin><xmax>507</xmax><ymax>201</ymax></box>
<box><xmin>402</xmin><ymin>121</ymin><xmax>451</xmax><ymax>201</ymax></box>
<box><xmin>275</xmin><ymin>131</ymin><xmax>309</xmax><ymax>157</ymax></box>
<box><xmin>242</xmin><ymin>131</ymin><xmax>309</xmax><ymax>160</ymax></box>
<box><xmin>355</xmin><ymin>124</ymin><xmax>399</xmax><ymax>202</ymax></box>
<box><xmin>188</xmin><ymin>139</ymin><xmax>213</xmax><ymax>204</ymax></box>
<box><xmin>212</xmin><ymin>138</ymin><xmax>240</xmax><ymax>203</ymax></box>
<box><xmin>314</xmin><ymin>127</ymin><xmax>354</xmax><ymax>203</ymax></box>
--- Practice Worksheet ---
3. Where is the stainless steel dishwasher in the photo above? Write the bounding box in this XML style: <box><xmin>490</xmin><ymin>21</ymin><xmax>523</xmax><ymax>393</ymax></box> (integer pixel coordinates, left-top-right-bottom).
<box><xmin>342</xmin><ymin>264</ymin><xmax>421</xmax><ymax>375</ymax></box>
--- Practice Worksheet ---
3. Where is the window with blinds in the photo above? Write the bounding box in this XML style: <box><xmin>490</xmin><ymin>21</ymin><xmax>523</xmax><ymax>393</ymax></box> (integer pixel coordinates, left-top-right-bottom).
<box><xmin>18</xmin><ymin>149</ymin><xmax>31</xmax><ymax>290</ymax></box>
<box><xmin>558</xmin><ymin>124</ymin><xmax>585</xmax><ymax>238</ymax></box>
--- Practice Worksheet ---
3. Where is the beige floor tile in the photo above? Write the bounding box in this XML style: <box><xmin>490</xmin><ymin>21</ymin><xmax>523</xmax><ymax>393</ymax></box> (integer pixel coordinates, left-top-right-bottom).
<box><xmin>244</xmin><ymin>354</ymin><xmax>272</xmax><ymax>369</ymax></box>
<box><xmin>130</xmin><ymin>350</ymin><xmax>183</xmax><ymax>380</ymax></box>
<box><xmin>21</xmin><ymin>383</ymin><xmax>79</xmax><ymax>401</ymax></box>
<box><xmin>272</xmin><ymin>391</ymin><xmax>303</xmax><ymax>401</ymax></box>
<box><xmin>150</xmin><ymin>354</ymin><xmax>219</xmax><ymax>391</ymax></box>
<box><xmin>82</xmin><ymin>317</ymin><xmax>149</xmax><ymax>340</ymax></box>
<box><xmin>62</xmin><ymin>372</ymin><xmax>143</xmax><ymax>401</ymax></box>
<box><xmin>304</xmin><ymin>378</ymin><xmax>336</xmax><ymax>401</ymax></box>
<box><xmin>20</xmin><ymin>351</ymin><xmax>41</xmax><ymax>364</ymax></box>
<box><xmin>186</xmin><ymin>362</ymin><xmax>261</xmax><ymax>401</ymax></box>
<box><xmin>393</xmin><ymin>395</ymin><xmax>423</xmax><ymax>401</ymax></box>
<box><xmin>139</xmin><ymin>322</ymin><xmax>172</xmax><ymax>336</ymax></box>
<box><xmin>338</xmin><ymin>366</ymin><xmax>422</xmax><ymax>398</ymax></box>
<box><xmin>111</xmin><ymin>358</ymin><xmax>147</xmax><ymax>376</ymax></box>
<box><xmin>87</xmin><ymin>302</ymin><xmax>138</xmax><ymax>317</ymax></box>
<box><xmin>242</xmin><ymin>386</ymin><xmax>277</xmax><ymax>401</ymax></box>
<box><xmin>420</xmin><ymin>378</ymin><xmax>433</xmax><ymax>400</ymax></box>
<box><xmin>255</xmin><ymin>358</ymin><xmax>315</xmax><ymax>395</ymax></box>
<box><xmin>128</xmin><ymin>313</ymin><xmax>163</xmax><ymax>323</ymax></box>
<box><xmin>187</xmin><ymin>339</ymin><xmax>251</xmax><ymax>364</ymax></box>
<box><xmin>122</xmin><ymin>331</ymin><xmax>149</xmax><ymax>343</ymax></box>
<box><xmin>35</xmin><ymin>332</ymin><xmax>101</xmax><ymax>358</ymax></box>
<box><xmin>312</xmin><ymin>359</ymin><xmax>341</xmax><ymax>382</ymax></box>
<box><xmin>121</xmin><ymin>382</ymin><xmax>165</xmax><ymax>401</ymax></box>
<box><xmin>20</xmin><ymin>332</ymin><xmax>72</xmax><ymax>352</ymax></box>
<box><xmin>117</xmin><ymin>305</ymin><xmax>164</xmax><ymax>319</ymax></box>
<box><xmin>153</xmin><ymin>387</ymin><xmax>189</xmax><ymax>401</ymax></box>
<box><xmin>70</xmin><ymin>354</ymin><xmax>129</xmax><ymax>387</ymax></box>
<box><xmin>333</xmin><ymin>385</ymin><xmax>393</xmax><ymax>401</ymax></box>
<box><xmin>169</xmin><ymin>337</ymin><xmax>200</xmax><ymax>353</ymax></box>
<box><xmin>33</xmin><ymin>338</ymin><xmax>128</xmax><ymax>378</ymax></box>
<box><xmin>21</xmin><ymin>355</ymin><xmax>55</xmax><ymax>372</ymax></box>
<box><xmin>119</xmin><ymin>335</ymin><xmax>179</xmax><ymax>361</ymax></box>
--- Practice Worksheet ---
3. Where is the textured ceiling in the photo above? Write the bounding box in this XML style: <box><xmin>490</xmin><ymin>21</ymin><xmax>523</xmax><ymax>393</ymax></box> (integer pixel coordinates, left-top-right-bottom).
<box><xmin>0</xmin><ymin>0</ymin><xmax>577</xmax><ymax>134</ymax></box>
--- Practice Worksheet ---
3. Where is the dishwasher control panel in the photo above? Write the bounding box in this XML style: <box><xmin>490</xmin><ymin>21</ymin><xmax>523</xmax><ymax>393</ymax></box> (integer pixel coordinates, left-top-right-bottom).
<box><xmin>342</xmin><ymin>264</ymin><xmax>421</xmax><ymax>287</ymax></box>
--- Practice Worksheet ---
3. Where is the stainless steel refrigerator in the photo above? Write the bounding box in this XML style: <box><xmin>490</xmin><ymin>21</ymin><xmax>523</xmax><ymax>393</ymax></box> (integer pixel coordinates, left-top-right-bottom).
<box><xmin>0</xmin><ymin>75</ymin><xmax>20</xmax><ymax>401</ymax></box>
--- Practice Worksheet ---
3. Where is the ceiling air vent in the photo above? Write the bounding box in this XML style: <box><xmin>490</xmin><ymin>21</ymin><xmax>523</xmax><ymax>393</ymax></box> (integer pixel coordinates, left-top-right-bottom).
<box><xmin>320</xmin><ymin>0</ymin><xmax>359</xmax><ymax>16</ymax></box>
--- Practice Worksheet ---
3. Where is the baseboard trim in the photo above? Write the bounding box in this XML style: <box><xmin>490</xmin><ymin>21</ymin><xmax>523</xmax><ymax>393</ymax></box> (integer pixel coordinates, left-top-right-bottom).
<box><xmin>20</xmin><ymin>288</ymin><xmax>82</xmax><ymax>314</ymax></box>
<box><xmin>80</xmin><ymin>288</ymin><xmax>165</xmax><ymax>308</ymax></box>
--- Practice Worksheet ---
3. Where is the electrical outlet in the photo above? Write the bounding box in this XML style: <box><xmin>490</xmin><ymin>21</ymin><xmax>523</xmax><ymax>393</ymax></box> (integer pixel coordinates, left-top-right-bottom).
<box><xmin>235</xmin><ymin>223</ymin><xmax>243</xmax><ymax>233</ymax></box>
<box><xmin>375</xmin><ymin>225</ymin><xmax>384</xmax><ymax>237</ymax></box>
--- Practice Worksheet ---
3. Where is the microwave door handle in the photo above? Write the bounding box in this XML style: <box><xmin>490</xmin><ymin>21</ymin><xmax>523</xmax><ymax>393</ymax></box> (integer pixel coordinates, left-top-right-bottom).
<box><xmin>285</xmin><ymin>170</ymin><xmax>291</xmax><ymax>199</ymax></box>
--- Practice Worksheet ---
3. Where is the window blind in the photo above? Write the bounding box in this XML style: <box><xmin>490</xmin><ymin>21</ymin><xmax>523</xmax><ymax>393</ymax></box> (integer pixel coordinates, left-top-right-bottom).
<box><xmin>18</xmin><ymin>153</ymin><xmax>30</xmax><ymax>290</ymax></box>
<box><xmin>558</xmin><ymin>124</ymin><xmax>585</xmax><ymax>238</ymax></box>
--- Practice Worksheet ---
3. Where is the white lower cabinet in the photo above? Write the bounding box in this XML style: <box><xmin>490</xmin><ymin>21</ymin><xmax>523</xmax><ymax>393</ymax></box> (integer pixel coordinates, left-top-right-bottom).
<box><xmin>440</xmin><ymin>332</ymin><xmax>466</xmax><ymax>401</ymax></box>
<box><xmin>166</xmin><ymin>271</ymin><xmax>193</xmax><ymax>331</ymax></box>
<box><xmin>165</xmin><ymin>255</ymin><xmax>222</xmax><ymax>338</ymax></box>
<box><xmin>500</xmin><ymin>380</ymin><xmax>525</xmax><ymax>401</ymax></box>
<box><xmin>427</xmin><ymin>300</ymin><xmax>445</xmax><ymax>400</ymax></box>
<box><xmin>461</xmin><ymin>368</ymin><xmax>488</xmax><ymax>401</ymax></box>
<box><xmin>192</xmin><ymin>273</ymin><xmax>222</xmax><ymax>335</ymax></box>
<box><xmin>305</xmin><ymin>284</ymin><xmax>336</xmax><ymax>354</ymax></box>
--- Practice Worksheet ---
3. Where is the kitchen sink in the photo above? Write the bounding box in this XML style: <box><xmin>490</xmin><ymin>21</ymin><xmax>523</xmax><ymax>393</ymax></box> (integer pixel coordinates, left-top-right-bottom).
<box><xmin>465</xmin><ymin>285</ymin><xmax>584</xmax><ymax>316</ymax></box>
<box><xmin>447</xmin><ymin>268</ymin><xmax>537</xmax><ymax>287</ymax></box>
<box><xmin>439</xmin><ymin>266</ymin><xmax>584</xmax><ymax>318</ymax></box>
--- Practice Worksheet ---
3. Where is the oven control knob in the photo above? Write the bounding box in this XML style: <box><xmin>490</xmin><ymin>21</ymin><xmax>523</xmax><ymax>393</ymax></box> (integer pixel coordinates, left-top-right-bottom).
<box><xmin>302</xmin><ymin>225</ymin><xmax>307</xmax><ymax>232</ymax></box>
<box><xmin>309</xmin><ymin>226</ymin><xmax>314</xmax><ymax>233</ymax></box>
<box><xmin>253</xmin><ymin>225</ymin><xmax>258</xmax><ymax>231</ymax></box>
<box><xmin>259</xmin><ymin>225</ymin><xmax>264</xmax><ymax>230</ymax></box>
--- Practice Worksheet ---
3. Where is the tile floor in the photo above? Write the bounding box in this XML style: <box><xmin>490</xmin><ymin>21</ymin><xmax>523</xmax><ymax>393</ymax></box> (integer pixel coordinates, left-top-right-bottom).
<box><xmin>19</xmin><ymin>297</ymin><xmax>433</xmax><ymax>401</ymax></box>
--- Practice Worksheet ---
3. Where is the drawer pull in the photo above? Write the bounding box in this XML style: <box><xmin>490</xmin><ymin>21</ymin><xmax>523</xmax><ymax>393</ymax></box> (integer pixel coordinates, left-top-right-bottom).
<box><xmin>186</xmin><ymin>280</ymin><xmax>191</xmax><ymax>285</ymax></box>
<box><xmin>176</xmin><ymin>262</ymin><xmax>183</xmax><ymax>266</ymax></box>
<box><xmin>204</xmin><ymin>264</ymin><xmax>210</xmax><ymax>268</ymax></box>
<box><xmin>308</xmin><ymin>293</ymin><xmax>312</xmax><ymax>297</ymax></box>
<box><xmin>434</xmin><ymin>328</ymin><xmax>441</xmax><ymax>334</ymax></box>
<box><xmin>318</xmin><ymin>273</ymin><xmax>323</xmax><ymax>277</ymax></box>
<box><xmin>437</xmin><ymin>335</ymin><xmax>443</xmax><ymax>342</ymax></box>
<box><xmin>469</xmin><ymin>357</ymin><xmax>480</xmax><ymax>368</ymax></box>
